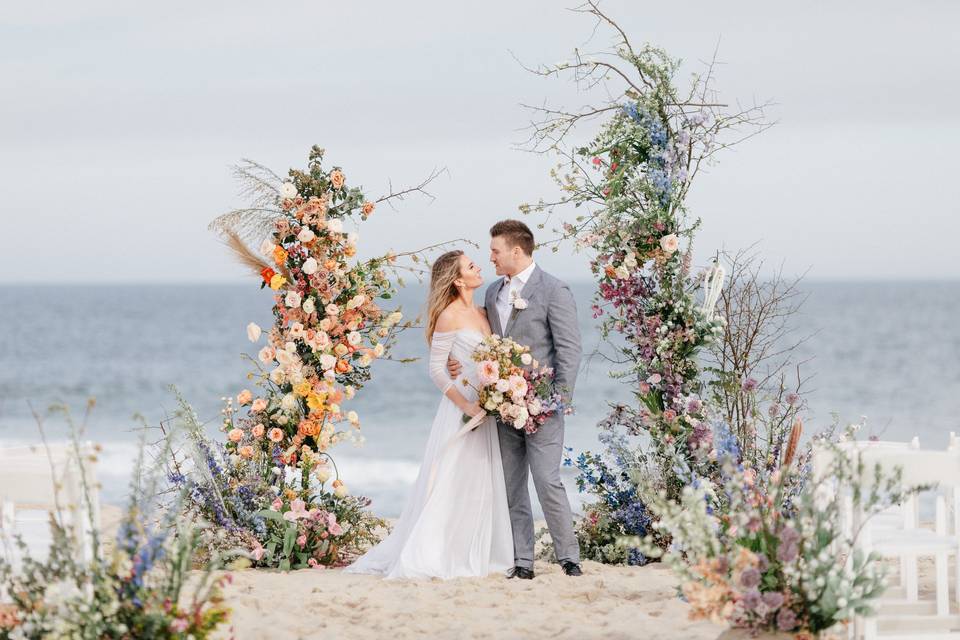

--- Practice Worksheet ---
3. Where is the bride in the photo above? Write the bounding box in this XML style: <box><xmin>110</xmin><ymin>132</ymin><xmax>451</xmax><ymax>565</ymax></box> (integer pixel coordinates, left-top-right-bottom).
<box><xmin>344</xmin><ymin>250</ymin><xmax>514</xmax><ymax>579</ymax></box>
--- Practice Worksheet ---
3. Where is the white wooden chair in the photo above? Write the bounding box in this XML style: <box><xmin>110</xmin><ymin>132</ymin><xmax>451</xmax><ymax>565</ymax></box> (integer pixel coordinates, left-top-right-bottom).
<box><xmin>852</xmin><ymin>448</ymin><xmax>960</xmax><ymax>639</ymax></box>
<box><xmin>0</xmin><ymin>442</ymin><xmax>101</xmax><ymax>572</ymax></box>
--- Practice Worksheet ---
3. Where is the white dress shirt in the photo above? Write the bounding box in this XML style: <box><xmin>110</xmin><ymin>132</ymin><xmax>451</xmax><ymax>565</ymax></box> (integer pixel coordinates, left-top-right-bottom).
<box><xmin>496</xmin><ymin>261</ymin><xmax>536</xmax><ymax>333</ymax></box>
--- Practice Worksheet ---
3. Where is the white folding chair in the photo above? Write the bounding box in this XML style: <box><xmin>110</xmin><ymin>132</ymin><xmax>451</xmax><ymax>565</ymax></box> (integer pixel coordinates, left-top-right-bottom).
<box><xmin>853</xmin><ymin>449</ymin><xmax>960</xmax><ymax>639</ymax></box>
<box><xmin>0</xmin><ymin>442</ymin><xmax>101</xmax><ymax>570</ymax></box>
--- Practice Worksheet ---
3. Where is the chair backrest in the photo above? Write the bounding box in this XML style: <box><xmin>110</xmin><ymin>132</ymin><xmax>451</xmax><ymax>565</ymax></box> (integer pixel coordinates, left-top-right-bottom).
<box><xmin>858</xmin><ymin>448</ymin><xmax>960</xmax><ymax>489</ymax></box>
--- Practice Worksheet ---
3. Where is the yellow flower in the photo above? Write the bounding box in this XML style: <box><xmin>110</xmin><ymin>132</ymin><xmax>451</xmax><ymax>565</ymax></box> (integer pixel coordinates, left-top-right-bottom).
<box><xmin>306</xmin><ymin>393</ymin><xmax>325</xmax><ymax>412</ymax></box>
<box><xmin>293</xmin><ymin>381</ymin><xmax>313</xmax><ymax>397</ymax></box>
<box><xmin>269</xmin><ymin>274</ymin><xmax>287</xmax><ymax>290</ymax></box>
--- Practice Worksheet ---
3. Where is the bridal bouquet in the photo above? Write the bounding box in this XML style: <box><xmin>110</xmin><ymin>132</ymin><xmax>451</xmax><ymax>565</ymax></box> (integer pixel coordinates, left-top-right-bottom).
<box><xmin>466</xmin><ymin>335</ymin><xmax>571</xmax><ymax>434</ymax></box>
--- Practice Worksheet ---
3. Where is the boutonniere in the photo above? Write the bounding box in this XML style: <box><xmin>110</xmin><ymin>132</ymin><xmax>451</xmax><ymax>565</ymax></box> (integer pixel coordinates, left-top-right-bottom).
<box><xmin>510</xmin><ymin>290</ymin><xmax>528</xmax><ymax>310</ymax></box>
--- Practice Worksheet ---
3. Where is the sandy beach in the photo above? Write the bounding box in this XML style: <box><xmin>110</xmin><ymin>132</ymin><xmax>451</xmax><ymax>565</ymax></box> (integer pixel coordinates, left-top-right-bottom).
<box><xmin>82</xmin><ymin>505</ymin><xmax>719</xmax><ymax>639</ymax></box>
<box><xmin>214</xmin><ymin>560</ymin><xmax>724</xmax><ymax>640</ymax></box>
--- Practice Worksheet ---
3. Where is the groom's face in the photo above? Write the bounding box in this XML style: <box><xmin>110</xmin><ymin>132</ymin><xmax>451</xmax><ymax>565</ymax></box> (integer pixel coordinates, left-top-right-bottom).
<box><xmin>489</xmin><ymin>235</ymin><xmax>521</xmax><ymax>277</ymax></box>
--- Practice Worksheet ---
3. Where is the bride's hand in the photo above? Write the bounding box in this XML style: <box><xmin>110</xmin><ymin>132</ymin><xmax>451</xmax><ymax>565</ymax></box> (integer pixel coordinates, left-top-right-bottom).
<box><xmin>463</xmin><ymin>401</ymin><xmax>484</xmax><ymax>418</ymax></box>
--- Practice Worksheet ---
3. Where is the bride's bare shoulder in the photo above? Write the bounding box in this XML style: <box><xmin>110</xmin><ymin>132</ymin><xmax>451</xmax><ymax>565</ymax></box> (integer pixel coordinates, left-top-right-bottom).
<box><xmin>434</xmin><ymin>306</ymin><xmax>460</xmax><ymax>333</ymax></box>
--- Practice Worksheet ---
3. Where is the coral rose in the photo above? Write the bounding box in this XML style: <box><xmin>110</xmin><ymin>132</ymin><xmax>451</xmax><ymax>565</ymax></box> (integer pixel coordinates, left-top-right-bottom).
<box><xmin>251</xmin><ymin>398</ymin><xmax>268</xmax><ymax>412</ymax></box>
<box><xmin>268</xmin><ymin>427</ymin><xmax>284</xmax><ymax>443</ymax></box>
<box><xmin>237</xmin><ymin>389</ymin><xmax>253</xmax><ymax>405</ymax></box>
<box><xmin>361</xmin><ymin>201</ymin><xmax>375</xmax><ymax>217</ymax></box>
<box><xmin>228</xmin><ymin>428</ymin><xmax>244</xmax><ymax>443</ymax></box>
<box><xmin>252</xmin><ymin>423</ymin><xmax>265</xmax><ymax>438</ymax></box>
<box><xmin>329</xmin><ymin>170</ymin><xmax>345</xmax><ymax>190</ymax></box>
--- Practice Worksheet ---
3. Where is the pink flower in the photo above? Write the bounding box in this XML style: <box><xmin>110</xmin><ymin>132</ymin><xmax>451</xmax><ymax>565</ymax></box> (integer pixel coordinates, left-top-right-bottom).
<box><xmin>227</xmin><ymin>428</ymin><xmax>244</xmax><ymax>443</ymax></box>
<box><xmin>250</xmin><ymin>541</ymin><xmax>265</xmax><ymax>561</ymax></box>
<box><xmin>271</xmin><ymin>497</ymin><xmax>283</xmax><ymax>511</ymax></box>
<box><xmin>237</xmin><ymin>389</ymin><xmax>253</xmax><ymax>405</ymax></box>
<box><xmin>252</xmin><ymin>423</ymin><xmax>265</xmax><ymax>438</ymax></box>
<box><xmin>170</xmin><ymin>618</ymin><xmax>190</xmax><ymax>633</ymax></box>
<box><xmin>297</xmin><ymin>534</ymin><xmax>307</xmax><ymax>547</ymax></box>
<box><xmin>477</xmin><ymin>360</ymin><xmax>501</xmax><ymax>386</ymax></box>
<box><xmin>646</xmin><ymin>373</ymin><xmax>662</xmax><ymax>385</ymax></box>
<box><xmin>663</xmin><ymin>409</ymin><xmax>677</xmax><ymax>422</ymax></box>
<box><xmin>283</xmin><ymin>498</ymin><xmax>308</xmax><ymax>522</ymax></box>
<box><xmin>308</xmin><ymin>557</ymin><xmax>319</xmax><ymax>567</ymax></box>
<box><xmin>251</xmin><ymin>398</ymin><xmax>268</xmax><ymax>413</ymax></box>
<box><xmin>268</xmin><ymin>427</ymin><xmax>284</xmax><ymax>443</ymax></box>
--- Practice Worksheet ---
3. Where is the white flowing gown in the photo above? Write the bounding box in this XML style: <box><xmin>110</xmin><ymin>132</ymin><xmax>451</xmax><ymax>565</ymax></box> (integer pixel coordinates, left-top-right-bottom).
<box><xmin>343</xmin><ymin>328</ymin><xmax>514</xmax><ymax>579</ymax></box>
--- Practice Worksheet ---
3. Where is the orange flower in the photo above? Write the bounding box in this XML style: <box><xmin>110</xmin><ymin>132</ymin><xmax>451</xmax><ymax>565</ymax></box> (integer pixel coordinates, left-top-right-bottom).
<box><xmin>361</xmin><ymin>201</ymin><xmax>375</xmax><ymax>217</ymax></box>
<box><xmin>272</xmin><ymin>246</ymin><xmax>288</xmax><ymax>266</ymax></box>
<box><xmin>344</xmin><ymin>245</ymin><xmax>356</xmax><ymax>257</ymax></box>
<box><xmin>324</xmin><ymin>259</ymin><xmax>338</xmax><ymax>271</ymax></box>
<box><xmin>238</xmin><ymin>445</ymin><xmax>254</xmax><ymax>458</ymax></box>
<box><xmin>604</xmin><ymin>265</ymin><xmax>617</xmax><ymax>279</ymax></box>
<box><xmin>335</xmin><ymin>359</ymin><xmax>351</xmax><ymax>374</ymax></box>
<box><xmin>260</xmin><ymin>267</ymin><xmax>276</xmax><ymax>284</ymax></box>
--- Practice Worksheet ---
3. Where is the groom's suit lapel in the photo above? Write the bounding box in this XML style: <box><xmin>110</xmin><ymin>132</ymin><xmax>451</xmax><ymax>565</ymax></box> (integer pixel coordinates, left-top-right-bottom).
<box><xmin>486</xmin><ymin>279</ymin><xmax>505</xmax><ymax>336</ymax></box>
<box><xmin>504</xmin><ymin>266</ymin><xmax>543</xmax><ymax>337</ymax></box>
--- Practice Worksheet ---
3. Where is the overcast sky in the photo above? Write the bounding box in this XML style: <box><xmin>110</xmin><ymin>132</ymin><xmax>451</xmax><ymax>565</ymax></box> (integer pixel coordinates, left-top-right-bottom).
<box><xmin>2</xmin><ymin>1</ymin><xmax>958</xmax><ymax>284</ymax></box>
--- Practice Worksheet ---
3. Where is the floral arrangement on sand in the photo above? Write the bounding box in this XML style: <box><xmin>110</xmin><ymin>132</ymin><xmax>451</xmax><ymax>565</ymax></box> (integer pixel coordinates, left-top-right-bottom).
<box><xmin>172</xmin><ymin>146</ymin><xmax>451</xmax><ymax>570</ymax></box>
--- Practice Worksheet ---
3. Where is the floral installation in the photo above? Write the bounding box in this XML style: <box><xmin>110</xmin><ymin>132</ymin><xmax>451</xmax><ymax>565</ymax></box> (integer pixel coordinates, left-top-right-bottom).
<box><xmin>173</xmin><ymin>146</ymin><xmax>451</xmax><ymax>569</ymax></box>
<box><xmin>466</xmin><ymin>334</ymin><xmax>571</xmax><ymax>434</ymax></box>
<box><xmin>0</xmin><ymin>402</ymin><xmax>231</xmax><ymax>640</ymax></box>
<box><xmin>626</xmin><ymin>425</ymin><xmax>911</xmax><ymax>637</ymax></box>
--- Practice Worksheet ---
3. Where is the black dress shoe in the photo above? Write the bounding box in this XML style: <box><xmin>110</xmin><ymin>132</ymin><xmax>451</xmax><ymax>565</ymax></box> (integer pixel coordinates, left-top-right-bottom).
<box><xmin>561</xmin><ymin>561</ymin><xmax>583</xmax><ymax>576</ymax></box>
<box><xmin>507</xmin><ymin>566</ymin><xmax>535</xmax><ymax>580</ymax></box>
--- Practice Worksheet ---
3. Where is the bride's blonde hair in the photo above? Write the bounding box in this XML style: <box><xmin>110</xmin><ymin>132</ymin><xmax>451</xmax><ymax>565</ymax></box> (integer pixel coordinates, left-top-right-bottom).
<box><xmin>426</xmin><ymin>250</ymin><xmax>464</xmax><ymax>344</ymax></box>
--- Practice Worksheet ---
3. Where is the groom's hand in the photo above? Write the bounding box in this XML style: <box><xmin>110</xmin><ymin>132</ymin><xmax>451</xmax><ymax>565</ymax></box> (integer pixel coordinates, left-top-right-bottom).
<box><xmin>447</xmin><ymin>356</ymin><xmax>462</xmax><ymax>379</ymax></box>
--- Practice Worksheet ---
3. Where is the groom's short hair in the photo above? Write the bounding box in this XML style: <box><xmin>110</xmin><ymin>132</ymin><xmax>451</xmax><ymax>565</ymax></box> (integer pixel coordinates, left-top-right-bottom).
<box><xmin>490</xmin><ymin>220</ymin><xmax>535</xmax><ymax>256</ymax></box>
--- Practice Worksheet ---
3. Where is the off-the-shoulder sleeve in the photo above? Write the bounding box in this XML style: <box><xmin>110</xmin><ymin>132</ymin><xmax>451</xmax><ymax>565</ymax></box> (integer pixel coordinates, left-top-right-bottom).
<box><xmin>428</xmin><ymin>332</ymin><xmax>457</xmax><ymax>394</ymax></box>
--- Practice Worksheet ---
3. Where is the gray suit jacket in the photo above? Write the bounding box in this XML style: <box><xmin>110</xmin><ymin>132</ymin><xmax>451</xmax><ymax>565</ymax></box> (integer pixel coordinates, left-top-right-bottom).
<box><xmin>484</xmin><ymin>265</ymin><xmax>582</xmax><ymax>402</ymax></box>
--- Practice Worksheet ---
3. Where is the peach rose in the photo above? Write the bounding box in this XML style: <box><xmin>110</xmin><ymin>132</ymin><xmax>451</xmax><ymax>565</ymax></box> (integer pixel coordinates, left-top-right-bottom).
<box><xmin>659</xmin><ymin>233</ymin><xmax>679</xmax><ymax>254</ymax></box>
<box><xmin>361</xmin><ymin>201</ymin><xmax>375</xmax><ymax>217</ymax></box>
<box><xmin>252</xmin><ymin>423</ymin><xmax>265</xmax><ymax>438</ymax></box>
<box><xmin>268</xmin><ymin>427</ymin><xmax>284</xmax><ymax>443</ymax></box>
<box><xmin>237</xmin><ymin>389</ymin><xmax>253</xmax><ymax>405</ymax></box>
<box><xmin>238</xmin><ymin>445</ymin><xmax>254</xmax><ymax>458</ymax></box>
<box><xmin>228</xmin><ymin>428</ymin><xmax>244</xmax><ymax>443</ymax></box>
<box><xmin>251</xmin><ymin>398</ymin><xmax>268</xmax><ymax>413</ymax></box>
<box><xmin>329</xmin><ymin>170</ymin><xmax>345</xmax><ymax>190</ymax></box>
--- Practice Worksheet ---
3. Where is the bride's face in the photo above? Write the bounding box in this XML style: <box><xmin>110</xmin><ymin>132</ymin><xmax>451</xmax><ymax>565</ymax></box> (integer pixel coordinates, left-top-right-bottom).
<box><xmin>456</xmin><ymin>254</ymin><xmax>484</xmax><ymax>290</ymax></box>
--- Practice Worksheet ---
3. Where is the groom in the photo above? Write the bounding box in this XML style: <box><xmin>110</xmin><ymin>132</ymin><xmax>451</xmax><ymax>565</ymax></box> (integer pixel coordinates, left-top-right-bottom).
<box><xmin>448</xmin><ymin>219</ymin><xmax>583</xmax><ymax>579</ymax></box>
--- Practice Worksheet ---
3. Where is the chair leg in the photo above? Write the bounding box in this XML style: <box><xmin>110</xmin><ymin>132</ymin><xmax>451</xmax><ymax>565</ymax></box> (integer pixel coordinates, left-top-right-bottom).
<box><xmin>863</xmin><ymin>615</ymin><xmax>877</xmax><ymax>640</ymax></box>
<box><xmin>906</xmin><ymin>553</ymin><xmax>919</xmax><ymax>602</ymax></box>
<box><xmin>936</xmin><ymin>552</ymin><xmax>949</xmax><ymax>616</ymax></box>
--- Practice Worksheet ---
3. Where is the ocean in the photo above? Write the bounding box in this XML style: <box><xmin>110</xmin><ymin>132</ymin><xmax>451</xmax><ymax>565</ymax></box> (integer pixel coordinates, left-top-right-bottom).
<box><xmin>1</xmin><ymin>281</ymin><xmax>958</xmax><ymax>517</ymax></box>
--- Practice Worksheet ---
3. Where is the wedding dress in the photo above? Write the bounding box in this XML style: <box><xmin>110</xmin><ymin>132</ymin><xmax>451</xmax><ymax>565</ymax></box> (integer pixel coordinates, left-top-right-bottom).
<box><xmin>343</xmin><ymin>329</ymin><xmax>514</xmax><ymax>579</ymax></box>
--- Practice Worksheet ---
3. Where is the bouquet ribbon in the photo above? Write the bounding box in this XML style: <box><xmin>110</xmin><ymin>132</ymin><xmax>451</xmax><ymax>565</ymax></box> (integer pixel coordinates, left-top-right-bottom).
<box><xmin>426</xmin><ymin>411</ymin><xmax>488</xmax><ymax>495</ymax></box>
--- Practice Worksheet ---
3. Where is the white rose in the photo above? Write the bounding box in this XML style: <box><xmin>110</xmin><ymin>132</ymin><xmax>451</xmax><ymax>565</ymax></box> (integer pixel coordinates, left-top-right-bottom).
<box><xmin>280</xmin><ymin>393</ymin><xmax>298</xmax><ymax>412</ymax></box>
<box><xmin>259</xmin><ymin>239</ymin><xmax>276</xmax><ymax>257</ymax></box>
<box><xmin>358</xmin><ymin>353</ymin><xmax>372</xmax><ymax>367</ymax></box>
<box><xmin>388</xmin><ymin>311</ymin><xmax>403</xmax><ymax>325</ymax></box>
<box><xmin>246</xmin><ymin>322</ymin><xmax>262</xmax><ymax>342</ymax></box>
<box><xmin>373</xmin><ymin>343</ymin><xmax>385</xmax><ymax>358</ymax></box>
<box><xmin>276</xmin><ymin>349</ymin><xmax>294</xmax><ymax>366</ymax></box>
<box><xmin>515</xmin><ymin>407</ymin><xmax>529</xmax><ymax>423</ymax></box>
<box><xmin>285</xmin><ymin>291</ymin><xmax>302</xmax><ymax>309</ymax></box>
<box><xmin>325</xmin><ymin>304</ymin><xmax>340</xmax><ymax>317</ymax></box>
<box><xmin>327</xmin><ymin>219</ymin><xmax>343</xmax><ymax>234</ymax></box>
<box><xmin>346</xmin><ymin>294</ymin><xmax>365</xmax><ymax>310</ymax></box>
<box><xmin>528</xmin><ymin>398</ymin><xmax>543</xmax><ymax>416</ymax></box>
<box><xmin>615</xmin><ymin>265</ymin><xmax>630</xmax><ymax>279</ymax></box>
<box><xmin>659</xmin><ymin>233</ymin><xmax>679</xmax><ymax>254</ymax></box>
<box><xmin>269</xmin><ymin>367</ymin><xmax>286</xmax><ymax>384</ymax></box>
<box><xmin>280</xmin><ymin>182</ymin><xmax>298</xmax><ymax>199</ymax></box>
<box><xmin>513</xmin><ymin>297</ymin><xmax>528</xmax><ymax>310</ymax></box>
<box><xmin>315</xmin><ymin>467</ymin><xmax>331</xmax><ymax>484</ymax></box>
<box><xmin>320</xmin><ymin>354</ymin><xmax>337</xmax><ymax>370</ymax></box>
<box><xmin>258</xmin><ymin>346</ymin><xmax>276</xmax><ymax>363</ymax></box>
<box><xmin>520</xmin><ymin>353</ymin><xmax>532</xmax><ymax>366</ymax></box>
<box><xmin>495</xmin><ymin>379</ymin><xmax>511</xmax><ymax>393</ymax></box>
<box><xmin>334</xmin><ymin>483</ymin><xmax>348</xmax><ymax>497</ymax></box>
<box><xmin>623</xmin><ymin>252</ymin><xmax>638</xmax><ymax>269</ymax></box>
<box><xmin>346</xmin><ymin>331</ymin><xmax>362</xmax><ymax>346</ymax></box>
<box><xmin>297</xmin><ymin>228</ymin><xmax>315</xmax><ymax>244</ymax></box>
<box><xmin>302</xmin><ymin>298</ymin><xmax>316</xmax><ymax>314</ymax></box>
<box><xmin>484</xmin><ymin>398</ymin><xmax>499</xmax><ymax>411</ymax></box>
<box><xmin>347</xmin><ymin>411</ymin><xmax>359</xmax><ymax>425</ymax></box>
<box><xmin>301</xmin><ymin>257</ymin><xmax>319</xmax><ymax>275</ymax></box>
